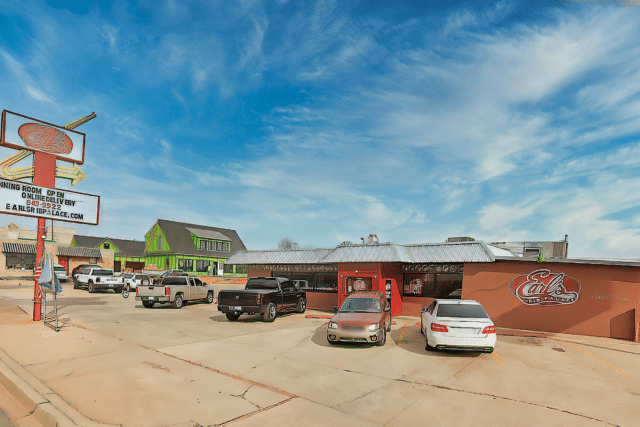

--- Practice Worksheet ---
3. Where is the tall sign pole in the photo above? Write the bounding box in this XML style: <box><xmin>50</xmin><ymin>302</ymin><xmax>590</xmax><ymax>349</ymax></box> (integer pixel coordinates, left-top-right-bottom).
<box><xmin>1</xmin><ymin>111</ymin><xmax>96</xmax><ymax>321</ymax></box>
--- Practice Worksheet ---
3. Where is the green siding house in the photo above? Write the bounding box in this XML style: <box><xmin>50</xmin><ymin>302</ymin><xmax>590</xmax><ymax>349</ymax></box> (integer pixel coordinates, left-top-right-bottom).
<box><xmin>143</xmin><ymin>219</ymin><xmax>246</xmax><ymax>276</ymax></box>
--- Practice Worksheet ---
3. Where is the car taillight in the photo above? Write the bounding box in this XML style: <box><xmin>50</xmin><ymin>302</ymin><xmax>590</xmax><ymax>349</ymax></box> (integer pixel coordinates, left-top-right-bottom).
<box><xmin>136</xmin><ymin>287</ymin><xmax>139</xmax><ymax>295</ymax></box>
<box><xmin>165</xmin><ymin>287</ymin><xmax>170</xmax><ymax>296</ymax></box>
<box><xmin>431</xmin><ymin>323</ymin><xmax>448</xmax><ymax>333</ymax></box>
<box><xmin>482</xmin><ymin>325</ymin><xmax>496</xmax><ymax>334</ymax></box>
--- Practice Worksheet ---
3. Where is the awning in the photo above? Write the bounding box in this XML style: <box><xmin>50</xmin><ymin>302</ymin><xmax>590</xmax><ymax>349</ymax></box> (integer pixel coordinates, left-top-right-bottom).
<box><xmin>2</xmin><ymin>242</ymin><xmax>36</xmax><ymax>254</ymax></box>
<box><xmin>56</xmin><ymin>246</ymin><xmax>102</xmax><ymax>258</ymax></box>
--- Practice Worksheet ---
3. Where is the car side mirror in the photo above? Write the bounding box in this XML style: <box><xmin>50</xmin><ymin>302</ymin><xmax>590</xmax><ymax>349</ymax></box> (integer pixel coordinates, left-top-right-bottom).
<box><xmin>333</xmin><ymin>306</ymin><xmax>338</xmax><ymax>313</ymax></box>
<box><xmin>384</xmin><ymin>306</ymin><xmax>391</xmax><ymax>312</ymax></box>
<box><xmin>421</xmin><ymin>307</ymin><xmax>427</xmax><ymax>313</ymax></box>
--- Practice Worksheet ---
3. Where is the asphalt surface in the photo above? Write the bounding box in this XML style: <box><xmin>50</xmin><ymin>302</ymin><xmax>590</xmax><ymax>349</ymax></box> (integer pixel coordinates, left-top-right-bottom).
<box><xmin>1</xmin><ymin>280</ymin><xmax>639</xmax><ymax>427</ymax></box>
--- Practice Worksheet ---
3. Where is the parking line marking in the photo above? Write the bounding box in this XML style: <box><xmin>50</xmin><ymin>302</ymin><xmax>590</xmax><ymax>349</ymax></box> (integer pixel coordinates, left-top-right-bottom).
<box><xmin>492</xmin><ymin>352</ymin><xmax>505</xmax><ymax>364</ymax></box>
<box><xmin>396</xmin><ymin>321</ymin><xmax>407</xmax><ymax>344</ymax></box>
<box><xmin>567</xmin><ymin>342</ymin><xmax>639</xmax><ymax>384</ymax></box>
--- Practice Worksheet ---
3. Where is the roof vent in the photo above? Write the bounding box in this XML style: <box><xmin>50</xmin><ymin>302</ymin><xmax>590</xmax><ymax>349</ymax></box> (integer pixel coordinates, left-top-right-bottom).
<box><xmin>367</xmin><ymin>234</ymin><xmax>379</xmax><ymax>244</ymax></box>
<box><xmin>447</xmin><ymin>237</ymin><xmax>475</xmax><ymax>242</ymax></box>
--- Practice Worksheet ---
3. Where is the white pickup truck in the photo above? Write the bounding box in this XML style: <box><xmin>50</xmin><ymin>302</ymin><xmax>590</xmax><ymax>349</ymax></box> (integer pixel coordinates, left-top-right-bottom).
<box><xmin>74</xmin><ymin>267</ymin><xmax>124</xmax><ymax>293</ymax></box>
<box><xmin>135</xmin><ymin>276</ymin><xmax>214</xmax><ymax>309</ymax></box>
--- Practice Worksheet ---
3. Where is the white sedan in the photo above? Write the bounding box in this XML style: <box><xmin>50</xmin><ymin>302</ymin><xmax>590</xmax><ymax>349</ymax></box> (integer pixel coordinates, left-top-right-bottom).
<box><xmin>421</xmin><ymin>299</ymin><xmax>496</xmax><ymax>353</ymax></box>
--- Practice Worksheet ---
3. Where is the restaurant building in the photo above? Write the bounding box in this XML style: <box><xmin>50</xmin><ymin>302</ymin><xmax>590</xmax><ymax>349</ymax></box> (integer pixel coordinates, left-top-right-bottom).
<box><xmin>226</xmin><ymin>237</ymin><xmax>640</xmax><ymax>343</ymax></box>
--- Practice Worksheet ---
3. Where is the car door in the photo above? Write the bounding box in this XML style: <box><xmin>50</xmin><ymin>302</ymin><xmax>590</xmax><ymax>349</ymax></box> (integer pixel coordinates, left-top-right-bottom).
<box><xmin>281</xmin><ymin>280</ymin><xmax>298</xmax><ymax>309</ymax></box>
<box><xmin>193</xmin><ymin>277</ymin><xmax>206</xmax><ymax>300</ymax></box>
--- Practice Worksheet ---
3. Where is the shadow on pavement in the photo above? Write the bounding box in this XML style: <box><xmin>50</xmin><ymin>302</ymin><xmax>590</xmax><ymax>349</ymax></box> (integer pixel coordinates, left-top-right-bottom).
<box><xmin>391</xmin><ymin>325</ymin><xmax>482</xmax><ymax>358</ymax></box>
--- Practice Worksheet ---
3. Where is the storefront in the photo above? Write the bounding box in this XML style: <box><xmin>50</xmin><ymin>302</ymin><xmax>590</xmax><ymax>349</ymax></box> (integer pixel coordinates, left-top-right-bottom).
<box><xmin>228</xmin><ymin>241</ymin><xmax>640</xmax><ymax>343</ymax></box>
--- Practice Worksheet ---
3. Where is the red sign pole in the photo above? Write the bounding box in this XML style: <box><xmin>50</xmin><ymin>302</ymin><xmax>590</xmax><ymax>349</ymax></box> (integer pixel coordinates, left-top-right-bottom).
<box><xmin>32</xmin><ymin>151</ymin><xmax>57</xmax><ymax>321</ymax></box>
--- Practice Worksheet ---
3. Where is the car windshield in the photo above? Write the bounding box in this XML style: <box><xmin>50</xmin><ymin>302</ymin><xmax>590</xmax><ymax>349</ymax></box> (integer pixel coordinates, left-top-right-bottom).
<box><xmin>245</xmin><ymin>278</ymin><xmax>279</xmax><ymax>289</ymax></box>
<box><xmin>436</xmin><ymin>304</ymin><xmax>489</xmax><ymax>319</ymax></box>
<box><xmin>93</xmin><ymin>270</ymin><xmax>114</xmax><ymax>276</ymax></box>
<box><xmin>54</xmin><ymin>267</ymin><xmax>66</xmax><ymax>272</ymax></box>
<box><xmin>139</xmin><ymin>275</ymin><xmax>150</xmax><ymax>280</ymax></box>
<box><xmin>339</xmin><ymin>298</ymin><xmax>381</xmax><ymax>313</ymax></box>
<box><xmin>123</xmin><ymin>273</ymin><xmax>133</xmax><ymax>278</ymax></box>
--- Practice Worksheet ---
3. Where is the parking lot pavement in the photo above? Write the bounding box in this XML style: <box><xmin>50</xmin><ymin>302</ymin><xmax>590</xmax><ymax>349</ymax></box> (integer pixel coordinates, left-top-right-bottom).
<box><xmin>1</xmin><ymin>281</ymin><xmax>639</xmax><ymax>427</ymax></box>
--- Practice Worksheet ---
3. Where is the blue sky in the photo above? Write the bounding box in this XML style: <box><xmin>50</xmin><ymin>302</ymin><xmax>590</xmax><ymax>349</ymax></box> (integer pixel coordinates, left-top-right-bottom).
<box><xmin>2</xmin><ymin>0</ymin><xmax>640</xmax><ymax>258</ymax></box>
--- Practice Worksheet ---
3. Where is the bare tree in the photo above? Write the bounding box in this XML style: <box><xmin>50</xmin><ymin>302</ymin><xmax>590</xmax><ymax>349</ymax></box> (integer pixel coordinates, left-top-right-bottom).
<box><xmin>278</xmin><ymin>237</ymin><xmax>300</xmax><ymax>250</ymax></box>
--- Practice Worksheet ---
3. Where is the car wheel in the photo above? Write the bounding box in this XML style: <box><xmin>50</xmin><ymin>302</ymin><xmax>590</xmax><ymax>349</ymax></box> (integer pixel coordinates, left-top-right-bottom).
<box><xmin>420</xmin><ymin>322</ymin><xmax>424</xmax><ymax>334</ymax></box>
<box><xmin>263</xmin><ymin>302</ymin><xmax>276</xmax><ymax>322</ymax></box>
<box><xmin>387</xmin><ymin>316</ymin><xmax>392</xmax><ymax>332</ymax></box>
<box><xmin>126</xmin><ymin>284</ymin><xmax>131</xmax><ymax>292</ymax></box>
<box><xmin>296</xmin><ymin>298</ymin><xmax>306</xmax><ymax>313</ymax></box>
<box><xmin>226</xmin><ymin>312</ymin><xmax>240</xmax><ymax>321</ymax></box>
<box><xmin>73</xmin><ymin>280</ymin><xmax>79</xmax><ymax>290</ymax></box>
<box><xmin>205</xmin><ymin>292</ymin><xmax>214</xmax><ymax>304</ymax></box>
<box><xmin>88</xmin><ymin>282</ymin><xmax>95</xmax><ymax>293</ymax></box>
<box><xmin>142</xmin><ymin>301</ymin><xmax>154</xmax><ymax>308</ymax></box>
<box><xmin>376</xmin><ymin>329</ymin><xmax>386</xmax><ymax>346</ymax></box>
<box><xmin>172</xmin><ymin>294</ymin><xmax>184</xmax><ymax>309</ymax></box>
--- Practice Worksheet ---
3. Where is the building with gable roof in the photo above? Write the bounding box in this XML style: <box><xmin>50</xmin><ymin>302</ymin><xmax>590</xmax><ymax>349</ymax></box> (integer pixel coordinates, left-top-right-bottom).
<box><xmin>143</xmin><ymin>219</ymin><xmax>246</xmax><ymax>275</ymax></box>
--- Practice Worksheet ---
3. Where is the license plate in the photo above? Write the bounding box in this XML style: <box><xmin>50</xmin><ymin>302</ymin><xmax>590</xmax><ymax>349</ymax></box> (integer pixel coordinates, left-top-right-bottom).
<box><xmin>148</xmin><ymin>297</ymin><xmax>155</xmax><ymax>300</ymax></box>
<box><xmin>233</xmin><ymin>306</ymin><xmax>242</xmax><ymax>311</ymax></box>
<box><xmin>109</xmin><ymin>284</ymin><xmax>114</xmax><ymax>287</ymax></box>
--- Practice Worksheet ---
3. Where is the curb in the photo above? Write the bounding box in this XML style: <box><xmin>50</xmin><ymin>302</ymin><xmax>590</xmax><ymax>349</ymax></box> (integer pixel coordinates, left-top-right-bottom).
<box><xmin>0</xmin><ymin>347</ymin><xmax>115</xmax><ymax>427</ymax></box>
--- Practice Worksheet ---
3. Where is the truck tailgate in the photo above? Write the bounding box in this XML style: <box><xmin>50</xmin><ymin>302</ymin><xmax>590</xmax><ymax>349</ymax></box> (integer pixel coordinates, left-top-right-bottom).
<box><xmin>137</xmin><ymin>286</ymin><xmax>167</xmax><ymax>297</ymax></box>
<box><xmin>218</xmin><ymin>291</ymin><xmax>261</xmax><ymax>306</ymax></box>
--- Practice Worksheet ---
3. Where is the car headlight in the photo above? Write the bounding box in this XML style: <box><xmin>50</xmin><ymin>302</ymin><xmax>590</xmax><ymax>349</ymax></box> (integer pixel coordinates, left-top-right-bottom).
<box><xmin>328</xmin><ymin>322</ymin><xmax>338</xmax><ymax>329</ymax></box>
<box><xmin>368</xmin><ymin>323</ymin><xmax>379</xmax><ymax>331</ymax></box>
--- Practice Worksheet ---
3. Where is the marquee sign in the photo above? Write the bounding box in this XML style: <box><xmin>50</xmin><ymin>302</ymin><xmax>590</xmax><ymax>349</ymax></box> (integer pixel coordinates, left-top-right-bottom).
<box><xmin>510</xmin><ymin>269</ymin><xmax>580</xmax><ymax>306</ymax></box>
<box><xmin>0</xmin><ymin>178</ymin><xmax>99</xmax><ymax>225</ymax></box>
<box><xmin>1</xmin><ymin>110</ymin><xmax>86</xmax><ymax>164</ymax></box>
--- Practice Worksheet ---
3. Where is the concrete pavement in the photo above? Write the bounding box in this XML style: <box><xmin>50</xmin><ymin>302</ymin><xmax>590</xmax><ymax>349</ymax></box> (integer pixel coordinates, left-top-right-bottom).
<box><xmin>1</xmin><ymin>280</ymin><xmax>639</xmax><ymax>427</ymax></box>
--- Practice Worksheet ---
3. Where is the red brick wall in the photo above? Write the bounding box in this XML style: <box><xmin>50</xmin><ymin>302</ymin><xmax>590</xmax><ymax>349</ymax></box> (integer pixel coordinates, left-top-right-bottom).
<box><xmin>463</xmin><ymin>260</ymin><xmax>640</xmax><ymax>342</ymax></box>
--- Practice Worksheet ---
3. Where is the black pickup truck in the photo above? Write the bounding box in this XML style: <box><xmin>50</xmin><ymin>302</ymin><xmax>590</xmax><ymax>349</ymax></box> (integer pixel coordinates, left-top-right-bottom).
<box><xmin>217</xmin><ymin>277</ymin><xmax>306</xmax><ymax>322</ymax></box>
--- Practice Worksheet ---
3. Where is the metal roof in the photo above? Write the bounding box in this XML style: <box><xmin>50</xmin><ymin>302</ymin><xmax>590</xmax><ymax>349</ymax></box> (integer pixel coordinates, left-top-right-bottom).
<box><xmin>57</xmin><ymin>246</ymin><xmax>102</xmax><ymax>258</ymax></box>
<box><xmin>406</xmin><ymin>242</ymin><xmax>495</xmax><ymax>263</ymax></box>
<box><xmin>226</xmin><ymin>248</ymin><xmax>333</xmax><ymax>265</ymax></box>
<box><xmin>226</xmin><ymin>241</ymin><xmax>497</xmax><ymax>265</ymax></box>
<box><xmin>186</xmin><ymin>228</ymin><xmax>231</xmax><ymax>241</ymax></box>
<box><xmin>495</xmin><ymin>256</ymin><xmax>640</xmax><ymax>268</ymax></box>
<box><xmin>323</xmin><ymin>244</ymin><xmax>413</xmax><ymax>263</ymax></box>
<box><xmin>2</xmin><ymin>242</ymin><xmax>36</xmax><ymax>254</ymax></box>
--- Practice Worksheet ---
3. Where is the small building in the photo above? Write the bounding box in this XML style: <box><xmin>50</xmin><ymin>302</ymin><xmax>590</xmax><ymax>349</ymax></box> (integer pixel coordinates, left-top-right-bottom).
<box><xmin>143</xmin><ymin>219</ymin><xmax>247</xmax><ymax>276</ymax></box>
<box><xmin>226</xmin><ymin>238</ymin><xmax>640</xmax><ymax>343</ymax></box>
<box><xmin>1</xmin><ymin>223</ymin><xmax>112</xmax><ymax>277</ymax></box>
<box><xmin>72</xmin><ymin>235</ymin><xmax>146</xmax><ymax>272</ymax></box>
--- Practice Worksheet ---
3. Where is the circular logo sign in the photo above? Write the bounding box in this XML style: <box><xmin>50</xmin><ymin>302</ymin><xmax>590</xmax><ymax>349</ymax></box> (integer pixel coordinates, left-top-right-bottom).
<box><xmin>18</xmin><ymin>123</ymin><xmax>73</xmax><ymax>154</ymax></box>
<box><xmin>510</xmin><ymin>269</ymin><xmax>581</xmax><ymax>306</ymax></box>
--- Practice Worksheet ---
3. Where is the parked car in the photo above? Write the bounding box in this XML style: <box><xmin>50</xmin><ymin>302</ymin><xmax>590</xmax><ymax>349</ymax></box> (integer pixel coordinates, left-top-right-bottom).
<box><xmin>217</xmin><ymin>277</ymin><xmax>306</xmax><ymax>322</ymax></box>
<box><xmin>71</xmin><ymin>263</ymin><xmax>102</xmax><ymax>278</ymax></box>
<box><xmin>121</xmin><ymin>273</ymin><xmax>152</xmax><ymax>292</ymax></box>
<box><xmin>135</xmin><ymin>276</ymin><xmax>214</xmax><ymax>308</ymax></box>
<box><xmin>327</xmin><ymin>291</ymin><xmax>391</xmax><ymax>346</ymax></box>
<box><xmin>152</xmin><ymin>269</ymin><xmax>185</xmax><ymax>284</ymax></box>
<box><xmin>53</xmin><ymin>264</ymin><xmax>68</xmax><ymax>282</ymax></box>
<box><xmin>420</xmin><ymin>299</ymin><xmax>496</xmax><ymax>353</ymax></box>
<box><xmin>74</xmin><ymin>267</ymin><xmax>124</xmax><ymax>293</ymax></box>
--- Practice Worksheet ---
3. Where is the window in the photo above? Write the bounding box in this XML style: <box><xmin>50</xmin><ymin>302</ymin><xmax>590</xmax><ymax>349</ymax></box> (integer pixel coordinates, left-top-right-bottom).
<box><xmin>403</xmin><ymin>270</ymin><xmax>463</xmax><ymax>298</ymax></box>
<box><xmin>103</xmin><ymin>242</ymin><xmax>110</xmax><ymax>249</ymax></box>
<box><xmin>5</xmin><ymin>253</ymin><xmax>36</xmax><ymax>270</ymax></box>
<box><xmin>196</xmin><ymin>260</ymin><xmax>211</xmax><ymax>272</ymax></box>
<box><xmin>315</xmin><ymin>273</ymin><xmax>337</xmax><ymax>293</ymax></box>
<box><xmin>346</xmin><ymin>277</ymin><xmax>372</xmax><ymax>293</ymax></box>
<box><xmin>194</xmin><ymin>278</ymin><xmax>203</xmax><ymax>286</ymax></box>
<box><xmin>158</xmin><ymin>236</ymin><xmax>163</xmax><ymax>251</ymax></box>
<box><xmin>181</xmin><ymin>259</ymin><xmax>193</xmax><ymax>271</ymax></box>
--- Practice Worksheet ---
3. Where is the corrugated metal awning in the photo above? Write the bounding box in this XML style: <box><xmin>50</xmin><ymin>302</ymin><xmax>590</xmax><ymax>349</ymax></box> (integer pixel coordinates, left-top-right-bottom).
<box><xmin>57</xmin><ymin>246</ymin><xmax>102</xmax><ymax>258</ymax></box>
<box><xmin>2</xmin><ymin>242</ymin><xmax>36</xmax><ymax>254</ymax></box>
<box><xmin>186</xmin><ymin>227</ymin><xmax>231</xmax><ymax>241</ymax></box>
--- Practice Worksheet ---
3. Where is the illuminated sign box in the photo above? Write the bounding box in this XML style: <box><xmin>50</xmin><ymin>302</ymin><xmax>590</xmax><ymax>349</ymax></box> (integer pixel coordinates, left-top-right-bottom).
<box><xmin>1</xmin><ymin>110</ymin><xmax>86</xmax><ymax>164</ymax></box>
<box><xmin>0</xmin><ymin>178</ymin><xmax>99</xmax><ymax>225</ymax></box>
